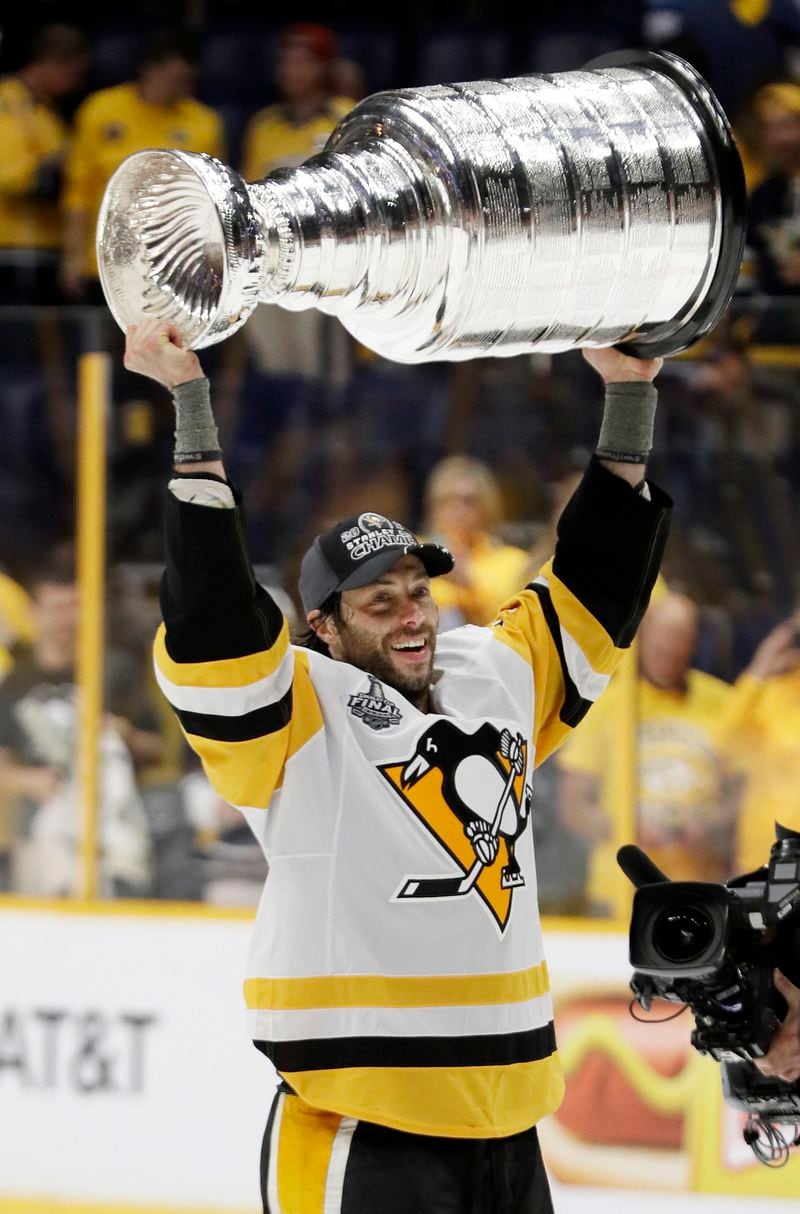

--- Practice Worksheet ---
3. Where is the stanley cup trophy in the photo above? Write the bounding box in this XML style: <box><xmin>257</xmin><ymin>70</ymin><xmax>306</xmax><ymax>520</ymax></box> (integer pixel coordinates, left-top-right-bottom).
<box><xmin>96</xmin><ymin>50</ymin><xmax>746</xmax><ymax>362</ymax></box>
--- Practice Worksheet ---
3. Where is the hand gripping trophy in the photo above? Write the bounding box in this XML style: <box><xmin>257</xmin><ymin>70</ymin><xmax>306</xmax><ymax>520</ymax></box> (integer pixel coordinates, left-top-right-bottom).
<box><xmin>97</xmin><ymin>50</ymin><xmax>745</xmax><ymax>362</ymax></box>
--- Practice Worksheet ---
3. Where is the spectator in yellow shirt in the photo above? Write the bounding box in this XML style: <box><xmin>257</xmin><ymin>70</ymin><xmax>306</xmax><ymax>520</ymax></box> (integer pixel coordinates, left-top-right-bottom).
<box><xmin>556</xmin><ymin>592</ymin><xmax>739</xmax><ymax>915</ymax></box>
<box><xmin>0</xmin><ymin>568</ymin><xmax>34</xmax><ymax>679</ymax></box>
<box><xmin>0</xmin><ymin>25</ymin><xmax>88</xmax><ymax>304</ymax></box>
<box><xmin>62</xmin><ymin>30</ymin><xmax>224</xmax><ymax>302</ymax></box>
<box><xmin>242</xmin><ymin>23</ymin><xmax>354</xmax><ymax>181</ymax></box>
<box><xmin>422</xmin><ymin>455</ymin><xmax>532</xmax><ymax>629</ymax></box>
<box><xmin>231</xmin><ymin>23</ymin><xmax>357</xmax><ymax>530</ymax></box>
<box><xmin>238</xmin><ymin>24</ymin><xmax>355</xmax><ymax>389</ymax></box>
<box><xmin>721</xmin><ymin>616</ymin><xmax>800</xmax><ymax>872</ymax></box>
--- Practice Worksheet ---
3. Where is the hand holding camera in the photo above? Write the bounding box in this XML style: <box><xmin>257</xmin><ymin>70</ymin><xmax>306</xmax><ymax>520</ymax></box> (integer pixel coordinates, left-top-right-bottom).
<box><xmin>755</xmin><ymin>969</ymin><xmax>800</xmax><ymax>1084</ymax></box>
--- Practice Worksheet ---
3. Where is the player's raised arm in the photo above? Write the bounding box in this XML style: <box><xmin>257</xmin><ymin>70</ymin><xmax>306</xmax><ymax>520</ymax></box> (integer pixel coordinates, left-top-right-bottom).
<box><xmin>124</xmin><ymin>322</ymin><xmax>321</xmax><ymax>810</ymax></box>
<box><xmin>582</xmin><ymin>345</ymin><xmax>663</xmax><ymax>487</ymax></box>
<box><xmin>124</xmin><ymin>319</ymin><xmax>224</xmax><ymax>477</ymax></box>
<box><xmin>124</xmin><ymin>319</ymin><xmax>274</xmax><ymax>661</ymax></box>
<box><xmin>491</xmin><ymin>347</ymin><xmax>672</xmax><ymax>765</ymax></box>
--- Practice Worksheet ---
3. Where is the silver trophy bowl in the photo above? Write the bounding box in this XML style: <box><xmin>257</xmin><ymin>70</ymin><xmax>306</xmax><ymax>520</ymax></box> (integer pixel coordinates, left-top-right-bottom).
<box><xmin>97</xmin><ymin>50</ymin><xmax>745</xmax><ymax>361</ymax></box>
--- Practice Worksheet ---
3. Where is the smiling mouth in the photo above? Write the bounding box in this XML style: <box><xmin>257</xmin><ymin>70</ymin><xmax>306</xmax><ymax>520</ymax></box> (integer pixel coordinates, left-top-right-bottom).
<box><xmin>390</xmin><ymin>639</ymin><xmax>429</xmax><ymax>661</ymax></box>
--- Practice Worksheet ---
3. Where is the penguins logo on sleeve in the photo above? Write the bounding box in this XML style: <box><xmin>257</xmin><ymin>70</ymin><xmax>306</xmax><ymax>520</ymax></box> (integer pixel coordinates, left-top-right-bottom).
<box><xmin>379</xmin><ymin>722</ymin><xmax>532</xmax><ymax>931</ymax></box>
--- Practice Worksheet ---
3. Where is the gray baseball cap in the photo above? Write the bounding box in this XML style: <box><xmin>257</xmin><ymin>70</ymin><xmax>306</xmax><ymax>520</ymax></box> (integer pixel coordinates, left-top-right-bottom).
<box><xmin>299</xmin><ymin>511</ymin><xmax>454</xmax><ymax>615</ymax></box>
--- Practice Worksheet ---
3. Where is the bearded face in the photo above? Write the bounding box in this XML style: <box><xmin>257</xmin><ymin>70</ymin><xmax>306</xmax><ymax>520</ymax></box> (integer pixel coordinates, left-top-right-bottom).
<box><xmin>313</xmin><ymin>555</ymin><xmax>440</xmax><ymax>711</ymax></box>
<box><xmin>334</xmin><ymin>610</ymin><xmax>437</xmax><ymax>706</ymax></box>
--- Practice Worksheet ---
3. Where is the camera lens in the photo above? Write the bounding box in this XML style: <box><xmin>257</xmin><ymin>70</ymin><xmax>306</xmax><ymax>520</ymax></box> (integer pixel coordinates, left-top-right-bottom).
<box><xmin>651</xmin><ymin>906</ymin><xmax>715</xmax><ymax>964</ymax></box>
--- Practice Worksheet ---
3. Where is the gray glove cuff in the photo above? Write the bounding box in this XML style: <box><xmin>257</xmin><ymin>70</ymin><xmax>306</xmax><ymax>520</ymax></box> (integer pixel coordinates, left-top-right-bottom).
<box><xmin>172</xmin><ymin>378</ymin><xmax>222</xmax><ymax>464</ymax></box>
<box><xmin>595</xmin><ymin>380</ymin><xmax>657</xmax><ymax>464</ymax></box>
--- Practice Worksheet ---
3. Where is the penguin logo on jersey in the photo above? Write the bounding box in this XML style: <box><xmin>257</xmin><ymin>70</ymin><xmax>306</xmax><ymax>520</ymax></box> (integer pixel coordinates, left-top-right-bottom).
<box><xmin>348</xmin><ymin>675</ymin><xmax>402</xmax><ymax>731</ymax></box>
<box><xmin>379</xmin><ymin>722</ymin><xmax>532</xmax><ymax>931</ymax></box>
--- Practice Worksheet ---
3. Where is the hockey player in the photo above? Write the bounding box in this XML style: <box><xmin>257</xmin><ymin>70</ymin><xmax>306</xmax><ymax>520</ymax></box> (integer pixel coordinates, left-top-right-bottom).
<box><xmin>126</xmin><ymin>318</ymin><xmax>669</xmax><ymax>1214</ymax></box>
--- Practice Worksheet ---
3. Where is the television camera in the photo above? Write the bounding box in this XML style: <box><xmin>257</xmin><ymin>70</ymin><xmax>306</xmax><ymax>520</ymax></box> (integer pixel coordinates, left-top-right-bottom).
<box><xmin>619</xmin><ymin>824</ymin><xmax>800</xmax><ymax>1164</ymax></box>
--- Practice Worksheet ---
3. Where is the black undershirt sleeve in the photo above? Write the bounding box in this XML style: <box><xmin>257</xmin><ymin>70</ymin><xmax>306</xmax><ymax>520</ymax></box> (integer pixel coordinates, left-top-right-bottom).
<box><xmin>160</xmin><ymin>480</ymin><xmax>285</xmax><ymax>665</ymax></box>
<box><xmin>548</xmin><ymin>456</ymin><xmax>672</xmax><ymax>649</ymax></box>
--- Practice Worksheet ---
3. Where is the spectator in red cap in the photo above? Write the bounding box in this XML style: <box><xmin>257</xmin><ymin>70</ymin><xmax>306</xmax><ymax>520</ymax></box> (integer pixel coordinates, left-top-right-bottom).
<box><xmin>236</xmin><ymin>23</ymin><xmax>360</xmax><ymax>547</ymax></box>
<box><xmin>242</xmin><ymin>23</ymin><xmax>352</xmax><ymax>181</ymax></box>
<box><xmin>279</xmin><ymin>21</ymin><xmax>339</xmax><ymax>64</ymax></box>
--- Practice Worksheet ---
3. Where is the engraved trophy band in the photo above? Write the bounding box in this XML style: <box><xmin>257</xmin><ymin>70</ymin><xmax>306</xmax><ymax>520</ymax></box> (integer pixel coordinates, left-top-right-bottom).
<box><xmin>97</xmin><ymin>49</ymin><xmax>746</xmax><ymax>362</ymax></box>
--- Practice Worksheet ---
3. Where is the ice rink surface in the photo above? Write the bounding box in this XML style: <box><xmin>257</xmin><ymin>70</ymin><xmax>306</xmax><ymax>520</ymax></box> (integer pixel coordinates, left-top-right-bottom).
<box><xmin>551</xmin><ymin>1184</ymin><xmax>797</xmax><ymax>1214</ymax></box>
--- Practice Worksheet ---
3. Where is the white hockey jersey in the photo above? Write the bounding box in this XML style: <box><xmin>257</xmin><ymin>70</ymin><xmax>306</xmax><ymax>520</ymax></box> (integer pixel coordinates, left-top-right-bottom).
<box><xmin>154</xmin><ymin>459</ymin><xmax>670</xmax><ymax>1138</ymax></box>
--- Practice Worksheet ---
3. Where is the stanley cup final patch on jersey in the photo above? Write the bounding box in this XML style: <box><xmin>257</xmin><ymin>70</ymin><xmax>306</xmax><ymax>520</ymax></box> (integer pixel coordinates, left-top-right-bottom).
<box><xmin>349</xmin><ymin>675</ymin><xmax>403</xmax><ymax>730</ymax></box>
<box><xmin>379</xmin><ymin>722</ymin><xmax>532</xmax><ymax>931</ymax></box>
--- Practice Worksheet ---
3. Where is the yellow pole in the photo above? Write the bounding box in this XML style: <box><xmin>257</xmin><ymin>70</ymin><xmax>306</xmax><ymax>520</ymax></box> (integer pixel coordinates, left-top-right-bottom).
<box><xmin>76</xmin><ymin>352</ymin><xmax>110</xmax><ymax>900</ymax></box>
<box><xmin>611</xmin><ymin>638</ymin><xmax>639</xmax><ymax>922</ymax></box>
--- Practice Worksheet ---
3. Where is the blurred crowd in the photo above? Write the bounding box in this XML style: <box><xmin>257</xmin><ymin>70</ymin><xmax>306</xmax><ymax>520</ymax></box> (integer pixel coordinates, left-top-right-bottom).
<box><xmin>3</xmin><ymin>7</ymin><xmax>800</xmax><ymax>909</ymax></box>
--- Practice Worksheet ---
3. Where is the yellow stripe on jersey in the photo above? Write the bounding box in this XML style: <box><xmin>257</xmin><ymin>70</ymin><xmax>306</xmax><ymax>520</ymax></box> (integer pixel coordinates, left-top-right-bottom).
<box><xmin>491</xmin><ymin>585</ymin><xmax>562</xmax><ymax>760</ymax></box>
<box><xmin>154</xmin><ymin>618</ymin><xmax>289</xmax><ymax>688</ymax></box>
<box><xmin>538</xmin><ymin>560</ymin><xmax>619</xmax><ymax>675</ymax></box>
<box><xmin>183</xmin><ymin>650</ymin><xmax>323</xmax><ymax>808</ymax></box>
<box><xmin>284</xmin><ymin>1054</ymin><xmax>565</xmax><ymax>1139</ymax></box>
<box><xmin>490</xmin><ymin>591</ymin><xmax>549</xmax><ymax>667</ymax></box>
<box><xmin>277</xmin><ymin>1094</ymin><xmax>345</xmax><ymax>1214</ymax></box>
<box><xmin>491</xmin><ymin>563</ymin><xmax>627</xmax><ymax>764</ymax></box>
<box><xmin>493</xmin><ymin>562</ymin><xmax>619</xmax><ymax>682</ymax></box>
<box><xmin>245</xmin><ymin>961</ymin><xmax>549</xmax><ymax>1011</ymax></box>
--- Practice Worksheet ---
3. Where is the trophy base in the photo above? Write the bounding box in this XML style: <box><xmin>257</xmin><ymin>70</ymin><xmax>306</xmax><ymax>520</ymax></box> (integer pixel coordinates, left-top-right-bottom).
<box><xmin>585</xmin><ymin>49</ymin><xmax>746</xmax><ymax>359</ymax></box>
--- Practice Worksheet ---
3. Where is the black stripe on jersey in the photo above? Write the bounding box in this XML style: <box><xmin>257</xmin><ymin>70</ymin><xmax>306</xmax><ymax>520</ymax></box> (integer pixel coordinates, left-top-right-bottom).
<box><xmin>525</xmin><ymin>582</ymin><xmax>592</xmax><ymax>728</ymax></box>
<box><xmin>177</xmin><ymin>688</ymin><xmax>293</xmax><ymax>741</ymax></box>
<box><xmin>553</xmin><ymin>457</ymin><xmax>671</xmax><ymax>648</ymax></box>
<box><xmin>255</xmin><ymin>1022</ymin><xmax>557</xmax><ymax>1072</ymax></box>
